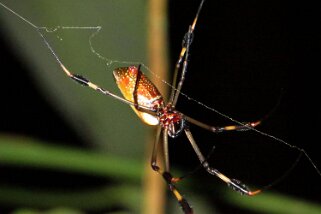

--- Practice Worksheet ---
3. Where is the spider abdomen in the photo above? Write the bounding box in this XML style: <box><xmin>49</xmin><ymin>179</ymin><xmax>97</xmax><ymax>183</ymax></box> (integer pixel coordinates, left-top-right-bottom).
<box><xmin>113</xmin><ymin>66</ymin><xmax>164</xmax><ymax>125</ymax></box>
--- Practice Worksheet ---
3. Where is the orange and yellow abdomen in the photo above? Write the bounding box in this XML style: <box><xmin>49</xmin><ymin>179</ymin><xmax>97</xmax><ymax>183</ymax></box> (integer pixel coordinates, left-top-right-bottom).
<box><xmin>113</xmin><ymin>66</ymin><xmax>164</xmax><ymax>125</ymax></box>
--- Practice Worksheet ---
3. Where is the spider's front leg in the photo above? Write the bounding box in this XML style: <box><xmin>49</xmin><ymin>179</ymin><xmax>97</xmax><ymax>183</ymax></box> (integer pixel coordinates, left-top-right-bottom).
<box><xmin>38</xmin><ymin>31</ymin><xmax>159</xmax><ymax>114</ymax></box>
<box><xmin>151</xmin><ymin>126</ymin><xmax>193</xmax><ymax>214</ymax></box>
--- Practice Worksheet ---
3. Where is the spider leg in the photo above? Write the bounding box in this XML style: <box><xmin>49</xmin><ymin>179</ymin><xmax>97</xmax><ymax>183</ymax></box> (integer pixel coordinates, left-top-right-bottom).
<box><xmin>151</xmin><ymin>127</ymin><xmax>193</xmax><ymax>214</ymax></box>
<box><xmin>38</xmin><ymin>31</ymin><xmax>156</xmax><ymax>115</ymax></box>
<box><xmin>169</xmin><ymin>0</ymin><xmax>205</xmax><ymax>106</ymax></box>
<box><xmin>167</xmin><ymin>145</ymin><xmax>217</xmax><ymax>184</ymax></box>
<box><xmin>184</xmin><ymin>89</ymin><xmax>284</xmax><ymax>134</ymax></box>
<box><xmin>185</xmin><ymin>115</ymin><xmax>262</xmax><ymax>133</ymax></box>
<box><xmin>170</xmin><ymin>25</ymin><xmax>193</xmax><ymax>107</ymax></box>
<box><xmin>163</xmin><ymin>127</ymin><xmax>170</xmax><ymax>172</ymax></box>
<box><xmin>184</xmin><ymin>128</ymin><xmax>262</xmax><ymax>196</ymax></box>
<box><xmin>61</xmin><ymin>63</ymin><xmax>155</xmax><ymax>114</ymax></box>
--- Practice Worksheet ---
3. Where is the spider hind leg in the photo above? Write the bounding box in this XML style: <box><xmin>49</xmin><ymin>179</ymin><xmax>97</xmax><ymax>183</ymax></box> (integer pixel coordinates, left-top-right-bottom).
<box><xmin>184</xmin><ymin>128</ymin><xmax>262</xmax><ymax>196</ymax></box>
<box><xmin>151</xmin><ymin>127</ymin><xmax>194</xmax><ymax>214</ymax></box>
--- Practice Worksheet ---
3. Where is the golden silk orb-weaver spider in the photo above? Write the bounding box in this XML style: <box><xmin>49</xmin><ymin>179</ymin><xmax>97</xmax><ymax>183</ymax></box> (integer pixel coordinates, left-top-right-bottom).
<box><xmin>1</xmin><ymin>0</ymin><xmax>320</xmax><ymax>213</ymax></box>
<box><xmin>36</xmin><ymin>0</ymin><xmax>296</xmax><ymax>213</ymax></box>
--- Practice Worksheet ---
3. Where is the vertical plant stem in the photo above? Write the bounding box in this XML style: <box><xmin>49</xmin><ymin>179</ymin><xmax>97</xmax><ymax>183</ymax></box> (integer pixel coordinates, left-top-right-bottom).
<box><xmin>143</xmin><ymin>0</ymin><xmax>169</xmax><ymax>214</ymax></box>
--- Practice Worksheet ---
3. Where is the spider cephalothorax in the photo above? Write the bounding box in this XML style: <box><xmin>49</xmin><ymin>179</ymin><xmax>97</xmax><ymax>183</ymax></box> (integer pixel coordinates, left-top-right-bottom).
<box><xmin>158</xmin><ymin>105</ymin><xmax>186</xmax><ymax>138</ymax></box>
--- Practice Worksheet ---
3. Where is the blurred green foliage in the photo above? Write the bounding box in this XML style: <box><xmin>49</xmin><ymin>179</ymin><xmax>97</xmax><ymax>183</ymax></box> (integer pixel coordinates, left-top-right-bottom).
<box><xmin>1</xmin><ymin>0</ymin><xmax>148</xmax><ymax>158</ymax></box>
<box><xmin>1</xmin><ymin>136</ymin><xmax>321</xmax><ymax>213</ymax></box>
<box><xmin>1</xmin><ymin>0</ymin><xmax>148</xmax><ymax>213</ymax></box>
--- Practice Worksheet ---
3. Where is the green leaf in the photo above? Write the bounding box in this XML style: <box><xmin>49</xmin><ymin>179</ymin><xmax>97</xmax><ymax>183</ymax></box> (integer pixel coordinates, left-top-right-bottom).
<box><xmin>11</xmin><ymin>207</ymin><xmax>84</xmax><ymax>214</ymax></box>
<box><xmin>0</xmin><ymin>135</ymin><xmax>143</xmax><ymax>212</ymax></box>
<box><xmin>1</xmin><ymin>185</ymin><xmax>141</xmax><ymax>213</ymax></box>
<box><xmin>0</xmin><ymin>135</ymin><xmax>143</xmax><ymax>181</ymax></box>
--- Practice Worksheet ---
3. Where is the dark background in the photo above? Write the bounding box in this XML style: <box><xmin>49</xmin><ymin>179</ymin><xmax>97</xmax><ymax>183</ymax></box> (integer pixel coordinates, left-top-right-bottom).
<box><xmin>1</xmin><ymin>0</ymin><xmax>320</xmax><ymax>213</ymax></box>
<box><xmin>168</xmin><ymin>0</ymin><xmax>321</xmax><ymax>212</ymax></box>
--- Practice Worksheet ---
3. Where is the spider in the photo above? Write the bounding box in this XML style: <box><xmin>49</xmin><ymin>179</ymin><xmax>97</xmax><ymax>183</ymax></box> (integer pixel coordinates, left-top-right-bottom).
<box><xmin>38</xmin><ymin>0</ymin><xmax>271</xmax><ymax>213</ymax></box>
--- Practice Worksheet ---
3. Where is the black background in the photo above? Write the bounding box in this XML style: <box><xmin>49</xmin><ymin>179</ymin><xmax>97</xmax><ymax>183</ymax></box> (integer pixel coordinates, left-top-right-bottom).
<box><xmin>168</xmin><ymin>0</ymin><xmax>321</xmax><ymax>213</ymax></box>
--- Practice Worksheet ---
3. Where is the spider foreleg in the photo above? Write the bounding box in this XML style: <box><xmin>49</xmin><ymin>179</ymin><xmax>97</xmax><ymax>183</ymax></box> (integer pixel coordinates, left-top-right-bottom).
<box><xmin>169</xmin><ymin>0</ymin><xmax>205</xmax><ymax>105</ymax></box>
<box><xmin>39</xmin><ymin>31</ymin><xmax>158</xmax><ymax>114</ymax></box>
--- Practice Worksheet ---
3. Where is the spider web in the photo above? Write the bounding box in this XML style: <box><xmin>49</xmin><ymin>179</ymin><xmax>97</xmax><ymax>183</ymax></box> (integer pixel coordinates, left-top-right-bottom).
<box><xmin>1</xmin><ymin>1</ymin><xmax>320</xmax><ymax>179</ymax></box>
